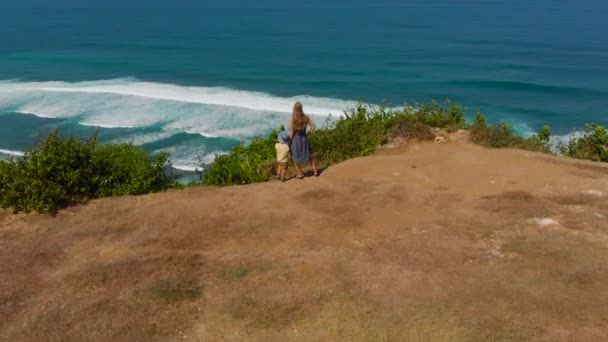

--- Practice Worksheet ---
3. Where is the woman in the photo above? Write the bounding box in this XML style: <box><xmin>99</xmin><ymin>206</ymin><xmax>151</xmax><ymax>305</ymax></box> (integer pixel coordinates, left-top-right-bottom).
<box><xmin>289</xmin><ymin>101</ymin><xmax>319</xmax><ymax>178</ymax></box>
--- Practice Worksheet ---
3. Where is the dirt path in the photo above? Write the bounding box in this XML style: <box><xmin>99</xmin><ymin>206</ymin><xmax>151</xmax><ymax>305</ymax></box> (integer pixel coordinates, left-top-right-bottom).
<box><xmin>1</xmin><ymin>141</ymin><xmax>608</xmax><ymax>341</ymax></box>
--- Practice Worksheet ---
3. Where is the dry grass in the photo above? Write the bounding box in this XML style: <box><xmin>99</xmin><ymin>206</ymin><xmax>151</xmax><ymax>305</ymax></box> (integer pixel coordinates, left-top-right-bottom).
<box><xmin>481</xmin><ymin>191</ymin><xmax>552</xmax><ymax>217</ymax></box>
<box><xmin>389</xmin><ymin>117</ymin><xmax>436</xmax><ymax>141</ymax></box>
<box><xmin>1</xmin><ymin>142</ymin><xmax>608</xmax><ymax>341</ymax></box>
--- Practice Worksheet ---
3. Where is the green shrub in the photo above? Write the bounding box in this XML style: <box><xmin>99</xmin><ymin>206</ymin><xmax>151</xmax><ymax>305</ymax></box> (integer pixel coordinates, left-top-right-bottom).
<box><xmin>0</xmin><ymin>132</ymin><xmax>174</xmax><ymax>212</ymax></box>
<box><xmin>203</xmin><ymin>130</ymin><xmax>278</xmax><ymax>186</ymax></box>
<box><xmin>473</xmin><ymin>112</ymin><xmax>487</xmax><ymax>126</ymax></box>
<box><xmin>92</xmin><ymin>144</ymin><xmax>171</xmax><ymax>197</ymax></box>
<box><xmin>412</xmin><ymin>100</ymin><xmax>467</xmax><ymax>130</ymax></box>
<box><xmin>311</xmin><ymin>104</ymin><xmax>393</xmax><ymax>165</ymax></box>
<box><xmin>469</xmin><ymin>114</ymin><xmax>552</xmax><ymax>153</ymax></box>
<box><xmin>312</xmin><ymin>100</ymin><xmax>465</xmax><ymax>165</ymax></box>
<box><xmin>560</xmin><ymin>124</ymin><xmax>608</xmax><ymax>162</ymax></box>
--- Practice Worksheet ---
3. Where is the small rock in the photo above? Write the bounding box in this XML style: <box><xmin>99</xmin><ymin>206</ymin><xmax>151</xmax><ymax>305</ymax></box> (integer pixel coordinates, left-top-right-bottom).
<box><xmin>568</xmin><ymin>205</ymin><xmax>585</xmax><ymax>213</ymax></box>
<box><xmin>595</xmin><ymin>213</ymin><xmax>605</xmax><ymax>218</ymax></box>
<box><xmin>530</xmin><ymin>218</ymin><xmax>559</xmax><ymax>227</ymax></box>
<box><xmin>392</xmin><ymin>172</ymin><xmax>400</xmax><ymax>176</ymax></box>
<box><xmin>434</xmin><ymin>136</ymin><xmax>447</xmax><ymax>144</ymax></box>
<box><xmin>584</xmin><ymin>190</ymin><xmax>603</xmax><ymax>197</ymax></box>
<box><xmin>382</xmin><ymin>137</ymin><xmax>405</xmax><ymax>149</ymax></box>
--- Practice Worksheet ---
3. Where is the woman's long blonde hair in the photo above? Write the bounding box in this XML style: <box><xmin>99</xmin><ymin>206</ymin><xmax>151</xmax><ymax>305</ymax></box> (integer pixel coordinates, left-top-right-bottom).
<box><xmin>292</xmin><ymin>102</ymin><xmax>307</xmax><ymax>130</ymax></box>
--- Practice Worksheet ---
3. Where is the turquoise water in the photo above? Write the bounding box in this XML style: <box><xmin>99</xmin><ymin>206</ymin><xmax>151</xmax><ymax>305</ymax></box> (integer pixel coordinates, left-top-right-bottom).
<box><xmin>1</xmin><ymin>0</ymin><xmax>607</xmax><ymax>169</ymax></box>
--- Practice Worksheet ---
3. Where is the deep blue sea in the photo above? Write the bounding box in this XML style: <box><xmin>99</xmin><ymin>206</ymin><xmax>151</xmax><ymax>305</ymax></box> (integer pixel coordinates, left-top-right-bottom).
<box><xmin>1</xmin><ymin>0</ymin><xmax>607</xmax><ymax>169</ymax></box>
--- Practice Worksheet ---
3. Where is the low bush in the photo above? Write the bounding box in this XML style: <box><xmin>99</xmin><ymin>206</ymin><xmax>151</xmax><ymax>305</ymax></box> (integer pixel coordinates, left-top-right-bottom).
<box><xmin>0</xmin><ymin>132</ymin><xmax>174</xmax><ymax>212</ymax></box>
<box><xmin>560</xmin><ymin>124</ymin><xmax>608</xmax><ymax>162</ymax></box>
<box><xmin>203</xmin><ymin>130</ymin><xmax>278</xmax><ymax>186</ymax></box>
<box><xmin>469</xmin><ymin>113</ymin><xmax>552</xmax><ymax>153</ymax></box>
<box><xmin>411</xmin><ymin>100</ymin><xmax>467</xmax><ymax>131</ymax></box>
<box><xmin>310</xmin><ymin>104</ymin><xmax>393</xmax><ymax>165</ymax></box>
<box><xmin>389</xmin><ymin>117</ymin><xmax>435</xmax><ymax>141</ymax></box>
<box><xmin>92</xmin><ymin>144</ymin><xmax>172</xmax><ymax>197</ymax></box>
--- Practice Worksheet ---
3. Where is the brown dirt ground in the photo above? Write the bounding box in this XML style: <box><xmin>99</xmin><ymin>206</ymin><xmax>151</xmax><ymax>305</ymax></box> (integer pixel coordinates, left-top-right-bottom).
<box><xmin>1</xmin><ymin>141</ymin><xmax>608</xmax><ymax>342</ymax></box>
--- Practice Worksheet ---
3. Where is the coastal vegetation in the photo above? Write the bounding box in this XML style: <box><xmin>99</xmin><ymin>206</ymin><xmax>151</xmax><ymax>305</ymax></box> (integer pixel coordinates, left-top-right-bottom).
<box><xmin>560</xmin><ymin>123</ymin><xmax>608</xmax><ymax>162</ymax></box>
<box><xmin>0</xmin><ymin>100</ymin><xmax>606</xmax><ymax>212</ymax></box>
<box><xmin>469</xmin><ymin>114</ymin><xmax>553</xmax><ymax>153</ymax></box>
<box><xmin>0</xmin><ymin>132</ymin><xmax>174</xmax><ymax>212</ymax></box>
<box><xmin>201</xmin><ymin>131</ymin><xmax>279</xmax><ymax>186</ymax></box>
<box><xmin>203</xmin><ymin>100</ymin><xmax>560</xmax><ymax>186</ymax></box>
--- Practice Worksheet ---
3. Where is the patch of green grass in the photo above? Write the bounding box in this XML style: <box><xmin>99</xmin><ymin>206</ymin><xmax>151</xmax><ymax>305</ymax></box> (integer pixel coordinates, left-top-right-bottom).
<box><xmin>147</xmin><ymin>277</ymin><xmax>202</xmax><ymax>304</ymax></box>
<box><xmin>220</xmin><ymin>264</ymin><xmax>250</xmax><ymax>280</ymax></box>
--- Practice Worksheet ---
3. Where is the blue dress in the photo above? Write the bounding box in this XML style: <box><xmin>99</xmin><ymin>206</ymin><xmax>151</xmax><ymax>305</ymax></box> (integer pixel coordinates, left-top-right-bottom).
<box><xmin>291</xmin><ymin>128</ymin><xmax>311</xmax><ymax>164</ymax></box>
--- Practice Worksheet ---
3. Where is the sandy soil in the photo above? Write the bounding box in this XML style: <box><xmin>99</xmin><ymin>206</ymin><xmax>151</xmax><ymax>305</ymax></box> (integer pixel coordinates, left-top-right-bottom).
<box><xmin>1</xmin><ymin>140</ymin><xmax>608</xmax><ymax>341</ymax></box>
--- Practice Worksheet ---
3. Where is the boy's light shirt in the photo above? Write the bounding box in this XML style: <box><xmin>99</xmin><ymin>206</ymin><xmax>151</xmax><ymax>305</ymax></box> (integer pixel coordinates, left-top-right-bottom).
<box><xmin>275</xmin><ymin>143</ymin><xmax>290</xmax><ymax>163</ymax></box>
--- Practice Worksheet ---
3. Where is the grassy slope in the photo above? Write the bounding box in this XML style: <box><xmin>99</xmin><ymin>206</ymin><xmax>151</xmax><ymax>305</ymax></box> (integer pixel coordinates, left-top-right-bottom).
<box><xmin>1</xmin><ymin>140</ymin><xmax>608</xmax><ymax>341</ymax></box>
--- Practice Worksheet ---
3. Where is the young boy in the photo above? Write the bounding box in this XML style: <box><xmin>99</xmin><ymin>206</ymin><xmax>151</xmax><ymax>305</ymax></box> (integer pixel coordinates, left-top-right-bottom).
<box><xmin>275</xmin><ymin>131</ymin><xmax>290</xmax><ymax>182</ymax></box>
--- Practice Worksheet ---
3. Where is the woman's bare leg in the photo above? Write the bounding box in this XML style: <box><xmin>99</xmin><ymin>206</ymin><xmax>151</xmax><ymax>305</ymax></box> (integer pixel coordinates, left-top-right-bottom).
<box><xmin>310</xmin><ymin>158</ymin><xmax>318</xmax><ymax>175</ymax></box>
<box><xmin>294</xmin><ymin>163</ymin><xmax>303</xmax><ymax>177</ymax></box>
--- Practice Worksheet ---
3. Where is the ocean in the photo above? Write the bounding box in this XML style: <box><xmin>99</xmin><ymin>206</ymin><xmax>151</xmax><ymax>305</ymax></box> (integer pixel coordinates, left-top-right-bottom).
<box><xmin>1</xmin><ymin>0</ymin><xmax>607</xmax><ymax>170</ymax></box>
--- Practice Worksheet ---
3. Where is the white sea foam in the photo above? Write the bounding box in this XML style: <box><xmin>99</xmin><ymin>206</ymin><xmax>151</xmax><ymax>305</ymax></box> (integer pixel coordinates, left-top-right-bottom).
<box><xmin>0</xmin><ymin>149</ymin><xmax>25</xmax><ymax>157</ymax></box>
<box><xmin>551</xmin><ymin>131</ymin><xmax>583</xmax><ymax>143</ymax></box>
<box><xmin>547</xmin><ymin>131</ymin><xmax>584</xmax><ymax>154</ymax></box>
<box><xmin>78</xmin><ymin>122</ymin><xmax>137</xmax><ymax>129</ymax></box>
<box><xmin>191</xmin><ymin>131</ymin><xmax>220</xmax><ymax>139</ymax></box>
<box><xmin>15</xmin><ymin>110</ymin><xmax>58</xmax><ymax>119</ymax></box>
<box><xmin>1</xmin><ymin>78</ymin><xmax>355</xmax><ymax>116</ymax></box>
<box><xmin>112</xmin><ymin>131</ymin><xmax>178</xmax><ymax>145</ymax></box>
<box><xmin>0</xmin><ymin>78</ymin><xmax>353</xmax><ymax>174</ymax></box>
<box><xmin>169</xmin><ymin>151</ymin><xmax>225</xmax><ymax>172</ymax></box>
<box><xmin>0</xmin><ymin>78</ymin><xmax>354</xmax><ymax>143</ymax></box>
<box><xmin>172</xmin><ymin>165</ymin><xmax>203</xmax><ymax>172</ymax></box>
<box><xmin>514</xmin><ymin>122</ymin><xmax>583</xmax><ymax>154</ymax></box>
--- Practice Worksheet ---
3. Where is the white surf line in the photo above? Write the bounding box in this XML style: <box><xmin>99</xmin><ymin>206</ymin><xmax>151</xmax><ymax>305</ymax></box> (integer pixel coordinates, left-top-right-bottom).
<box><xmin>19</xmin><ymin>83</ymin><xmax>352</xmax><ymax>116</ymax></box>
<box><xmin>0</xmin><ymin>149</ymin><xmax>25</xmax><ymax>157</ymax></box>
<box><xmin>15</xmin><ymin>110</ymin><xmax>58</xmax><ymax>119</ymax></box>
<box><xmin>78</xmin><ymin>122</ymin><xmax>138</xmax><ymax>129</ymax></box>
<box><xmin>172</xmin><ymin>165</ymin><xmax>203</xmax><ymax>172</ymax></box>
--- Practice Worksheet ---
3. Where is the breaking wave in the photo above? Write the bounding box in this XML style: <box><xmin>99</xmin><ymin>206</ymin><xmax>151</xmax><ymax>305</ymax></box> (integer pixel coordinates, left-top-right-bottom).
<box><xmin>0</xmin><ymin>78</ymin><xmax>359</xmax><ymax>169</ymax></box>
